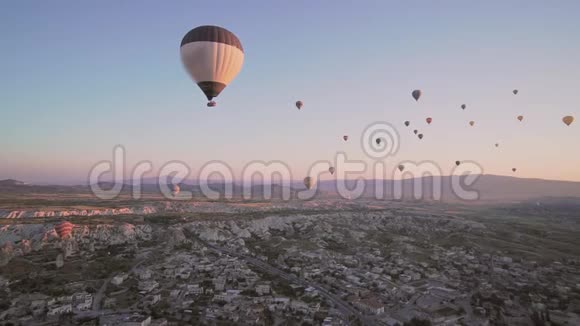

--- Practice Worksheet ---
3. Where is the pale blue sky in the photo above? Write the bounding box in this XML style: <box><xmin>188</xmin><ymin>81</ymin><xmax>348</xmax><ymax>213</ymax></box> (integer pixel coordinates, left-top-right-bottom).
<box><xmin>1</xmin><ymin>1</ymin><xmax>579</xmax><ymax>184</ymax></box>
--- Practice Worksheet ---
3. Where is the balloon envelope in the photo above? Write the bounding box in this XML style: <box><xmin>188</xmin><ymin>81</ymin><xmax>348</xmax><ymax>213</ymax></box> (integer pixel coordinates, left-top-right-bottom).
<box><xmin>418</xmin><ymin>134</ymin><xmax>424</xmax><ymax>139</ymax></box>
<box><xmin>512</xmin><ymin>168</ymin><xmax>517</xmax><ymax>172</ymax></box>
<box><xmin>426</xmin><ymin>117</ymin><xmax>432</xmax><ymax>124</ymax></box>
<box><xmin>303</xmin><ymin>177</ymin><xmax>315</xmax><ymax>190</ymax></box>
<box><xmin>412</xmin><ymin>89</ymin><xmax>422</xmax><ymax>101</ymax></box>
<box><xmin>413</xmin><ymin>129</ymin><xmax>418</xmax><ymax>135</ymax></box>
<box><xmin>517</xmin><ymin>115</ymin><xmax>524</xmax><ymax>122</ymax></box>
<box><xmin>56</xmin><ymin>221</ymin><xmax>74</xmax><ymax>239</ymax></box>
<box><xmin>343</xmin><ymin>135</ymin><xmax>348</xmax><ymax>141</ymax></box>
<box><xmin>455</xmin><ymin>161</ymin><xmax>461</xmax><ymax>166</ymax></box>
<box><xmin>398</xmin><ymin>165</ymin><xmax>404</xmax><ymax>172</ymax></box>
<box><xmin>513</xmin><ymin>89</ymin><xmax>518</xmax><ymax>95</ymax></box>
<box><xmin>469</xmin><ymin>121</ymin><xmax>475</xmax><ymax>126</ymax></box>
<box><xmin>461</xmin><ymin>104</ymin><xmax>466</xmax><ymax>110</ymax></box>
<box><xmin>296</xmin><ymin>101</ymin><xmax>303</xmax><ymax>110</ymax></box>
<box><xmin>404</xmin><ymin>121</ymin><xmax>410</xmax><ymax>127</ymax></box>
<box><xmin>329</xmin><ymin>167</ymin><xmax>335</xmax><ymax>175</ymax></box>
<box><xmin>563</xmin><ymin>116</ymin><xmax>574</xmax><ymax>126</ymax></box>
<box><xmin>180</xmin><ymin>25</ymin><xmax>244</xmax><ymax>103</ymax></box>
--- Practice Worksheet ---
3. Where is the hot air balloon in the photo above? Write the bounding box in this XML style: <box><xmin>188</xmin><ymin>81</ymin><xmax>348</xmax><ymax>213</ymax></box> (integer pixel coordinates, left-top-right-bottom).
<box><xmin>304</xmin><ymin>177</ymin><xmax>315</xmax><ymax>190</ymax></box>
<box><xmin>296</xmin><ymin>101</ymin><xmax>303</xmax><ymax>110</ymax></box>
<box><xmin>469</xmin><ymin>121</ymin><xmax>475</xmax><ymax>127</ymax></box>
<box><xmin>418</xmin><ymin>134</ymin><xmax>424</xmax><ymax>140</ymax></box>
<box><xmin>513</xmin><ymin>89</ymin><xmax>518</xmax><ymax>95</ymax></box>
<box><xmin>343</xmin><ymin>135</ymin><xmax>348</xmax><ymax>141</ymax></box>
<box><xmin>455</xmin><ymin>161</ymin><xmax>461</xmax><ymax>166</ymax></box>
<box><xmin>495</xmin><ymin>143</ymin><xmax>499</xmax><ymax>147</ymax></box>
<box><xmin>376</xmin><ymin>138</ymin><xmax>382</xmax><ymax>145</ymax></box>
<box><xmin>563</xmin><ymin>115</ymin><xmax>574</xmax><ymax>126</ymax></box>
<box><xmin>180</xmin><ymin>25</ymin><xmax>244</xmax><ymax>107</ymax></box>
<box><xmin>512</xmin><ymin>168</ymin><xmax>517</xmax><ymax>172</ymax></box>
<box><xmin>461</xmin><ymin>104</ymin><xmax>466</xmax><ymax>110</ymax></box>
<box><xmin>412</xmin><ymin>89</ymin><xmax>422</xmax><ymax>101</ymax></box>
<box><xmin>398</xmin><ymin>165</ymin><xmax>405</xmax><ymax>172</ymax></box>
<box><xmin>329</xmin><ymin>167</ymin><xmax>335</xmax><ymax>175</ymax></box>
<box><xmin>517</xmin><ymin>115</ymin><xmax>524</xmax><ymax>122</ymax></box>
<box><xmin>413</xmin><ymin>129</ymin><xmax>418</xmax><ymax>135</ymax></box>
<box><xmin>426</xmin><ymin>117</ymin><xmax>432</xmax><ymax>125</ymax></box>
<box><xmin>171</xmin><ymin>184</ymin><xmax>180</xmax><ymax>196</ymax></box>
<box><xmin>55</xmin><ymin>221</ymin><xmax>74</xmax><ymax>239</ymax></box>
<box><xmin>404</xmin><ymin>121</ymin><xmax>410</xmax><ymax>127</ymax></box>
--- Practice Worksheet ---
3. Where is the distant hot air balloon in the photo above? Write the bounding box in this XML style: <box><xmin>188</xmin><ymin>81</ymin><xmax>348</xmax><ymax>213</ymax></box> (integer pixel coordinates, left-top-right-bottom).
<box><xmin>343</xmin><ymin>135</ymin><xmax>348</xmax><ymax>141</ymax></box>
<box><xmin>55</xmin><ymin>221</ymin><xmax>74</xmax><ymax>239</ymax></box>
<box><xmin>461</xmin><ymin>104</ymin><xmax>466</xmax><ymax>110</ymax></box>
<box><xmin>418</xmin><ymin>134</ymin><xmax>424</xmax><ymax>140</ymax></box>
<box><xmin>517</xmin><ymin>115</ymin><xmax>524</xmax><ymax>122</ymax></box>
<box><xmin>563</xmin><ymin>115</ymin><xmax>574</xmax><ymax>126</ymax></box>
<box><xmin>469</xmin><ymin>121</ymin><xmax>475</xmax><ymax>127</ymax></box>
<box><xmin>455</xmin><ymin>161</ymin><xmax>461</xmax><ymax>166</ymax></box>
<box><xmin>413</xmin><ymin>129</ymin><xmax>418</xmax><ymax>135</ymax></box>
<box><xmin>513</xmin><ymin>89</ymin><xmax>519</xmax><ymax>95</ymax></box>
<box><xmin>329</xmin><ymin>167</ymin><xmax>335</xmax><ymax>175</ymax></box>
<box><xmin>304</xmin><ymin>176</ymin><xmax>315</xmax><ymax>190</ymax></box>
<box><xmin>512</xmin><ymin>168</ymin><xmax>517</xmax><ymax>172</ymax></box>
<box><xmin>495</xmin><ymin>143</ymin><xmax>499</xmax><ymax>147</ymax></box>
<box><xmin>180</xmin><ymin>25</ymin><xmax>244</xmax><ymax>107</ymax></box>
<box><xmin>376</xmin><ymin>138</ymin><xmax>382</xmax><ymax>145</ymax></box>
<box><xmin>404</xmin><ymin>121</ymin><xmax>410</xmax><ymax>127</ymax></box>
<box><xmin>296</xmin><ymin>101</ymin><xmax>303</xmax><ymax>110</ymax></box>
<box><xmin>426</xmin><ymin>117</ymin><xmax>432</xmax><ymax>125</ymax></box>
<box><xmin>412</xmin><ymin>89</ymin><xmax>422</xmax><ymax>101</ymax></box>
<box><xmin>398</xmin><ymin>165</ymin><xmax>405</xmax><ymax>172</ymax></box>
<box><xmin>172</xmin><ymin>184</ymin><xmax>180</xmax><ymax>196</ymax></box>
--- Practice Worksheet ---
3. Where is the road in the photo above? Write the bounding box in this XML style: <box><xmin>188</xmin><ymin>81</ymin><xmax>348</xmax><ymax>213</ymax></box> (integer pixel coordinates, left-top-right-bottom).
<box><xmin>199</xmin><ymin>240</ymin><xmax>376</xmax><ymax>326</ymax></box>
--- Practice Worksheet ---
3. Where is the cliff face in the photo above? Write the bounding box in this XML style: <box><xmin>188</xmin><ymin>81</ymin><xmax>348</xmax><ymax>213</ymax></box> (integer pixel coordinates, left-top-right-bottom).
<box><xmin>0</xmin><ymin>223</ymin><xmax>152</xmax><ymax>266</ymax></box>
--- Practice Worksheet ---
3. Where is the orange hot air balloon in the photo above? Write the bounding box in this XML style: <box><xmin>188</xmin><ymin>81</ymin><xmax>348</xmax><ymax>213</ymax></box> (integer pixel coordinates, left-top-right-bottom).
<box><xmin>398</xmin><ymin>165</ymin><xmax>405</xmax><ymax>172</ymax></box>
<box><xmin>562</xmin><ymin>115</ymin><xmax>574</xmax><ymax>126</ymax></box>
<box><xmin>461</xmin><ymin>104</ymin><xmax>466</xmax><ymax>110</ymax></box>
<box><xmin>303</xmin><ymin>176</ymin><xmax>314</xmax><ymax>190</ymax></box>
<box><xmin>55</xmin><ymin>221</ymin><xmax>74</xmax><ymax>239</ymax></box>
<box><xmin>455</xmin><ymin>161</ymin><xmax>461</xmax><ymax>166</ymax></box>
<box><xmin>517</xmin><ymin>115</ymin><xmax>524</xmax><ymax>122</ymax></box>
<box><xmin>404</xmin><ymin>121</ymin><xmax>410</xmax><ymax>127</ymax></box>
<box><xmin>426</xmin><ymin>117</ymin><xmax>432</xmax><ymax>125</ymax></box>
<box><xmin>295</xmin><ymin>101</ymin><xmax>303</xmax><ymax>110</ymax></box>
<box><xmin>343</xmin><ymin>135</ymin><xmax>348</xmax><ymax>141</ymax></box>
<box><xmin>412</xmin><ymin>89</ymin><xmax>422</xmax><ymax>101</ymax></box>
<box><xmin>469</xmin><ymin>121</ymin><xmax>475</xmax><ymax>126</ymax></box>
<box><xmin>329</xmin><ymin>167</ymin><xmax>335</xmax><ymax>175</ymax></box>
<box><xmin>418</xmin><ymin>134</ymin><xmax>424</xmax><ymax>140</ymax></box>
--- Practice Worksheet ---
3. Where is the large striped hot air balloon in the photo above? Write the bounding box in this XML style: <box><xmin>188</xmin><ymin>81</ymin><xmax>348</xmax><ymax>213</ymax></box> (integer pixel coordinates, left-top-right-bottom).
<box><xmin>55</xmin><ymin>221</ymin><xmax>74</xmax><ymax>239</ymax></box>
<box><xmin>180</xmin><ymin>25</ymin><xmax>244</xmax><ymax>107</ymax></box>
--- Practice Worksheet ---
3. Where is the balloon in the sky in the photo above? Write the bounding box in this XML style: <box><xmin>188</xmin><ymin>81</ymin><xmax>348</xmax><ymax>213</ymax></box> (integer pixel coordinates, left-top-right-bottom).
<box><xmin>426</xmin><ymin>117</ymin><xmax>432</xmax><ymax>125</ymax></box>
<box><xmin>513</xmin><ymin>89</ymin><xmax>518</xmax><ymax>95</ymax></box>
<box><xmin>495</xmin><ymin>143</ymin><xmax>499</xmax><ymax>147</ymax></box>
<box><xmin>329</xmin><ymin>167</ymin><xmax>335</xmax><ymax>175</ymax></box>
<box><xmin>412</xmin><ymin>89</ymin><xmax>422</xmax><ymax>101</ymax></box>
<box><xmin>398</xmin><ymin>165</ymin><xmax>405</xmax><ymax>172</ymax></box>
<box><xmin>413</xmin><ymin>129</ymin><xmax>418</xmax><ymax>135</ymax></box>
<box><xmin>343</xmin><ymin>135</ymin><xmax>349</xmax><ymax>141</ymax></box>
<box><xmin>180</xmin><ymin>25</ymin><xmax>244</xmax><ymax>107</ymax></box>
<box><xmin>296</xmin><ymin>101</ymin><xmax>303</xmax><ymax>110</ymax></box>
<box><xmin>469</xmin><ymin>121</ymin><xmax>475</xmax><ymax>126</ymax></box>
<box><xmin>404</xmin><ymin>121</ymin><xmax>410</xmax><ymax>127</ymax></box>
<box><xmin>56</xmin><ymin>221</ymin><xmax>74</xmax><ymax>239</ymax></box>
<box><xmin>562</xmin><ymin>115</ymin><xmax>574</xmax><ymax>126</ymax></box>
<box><xmin>376</xmin><ymin>138</ymin><xmax>382</xmax><ymax>145</ymax></box>
<box><xmin>512</xmin><ymin>168</ymin><xmax>517</xmax><ymax>172</ymax></box>
<box><xmin>455</xmin><ymin>161</ymin><xmax>461</xmax><ymax>166</ymax></box>
<box><xmin>172</xmin><ymin>184</ymin><xmax>180</xmax><ymax>196</ymax></box>
<box><xmin>517</xmin><ymin>115</ymin><xmax>524</xmax><ymax>122</ymax></box>
<box><xmin>418</xmin><ymin>134</ymin><xmax>424</xmax><ymax>140</ymax></box>
<box><xmin>303</xmin><ymin>176</ymin><xmax>315</xmax><ymax>190</ymax></box>
<box><xmin>461</xmin><ymin>104</ymin><xmax>466</xmax><ymax>110</ymax></box>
